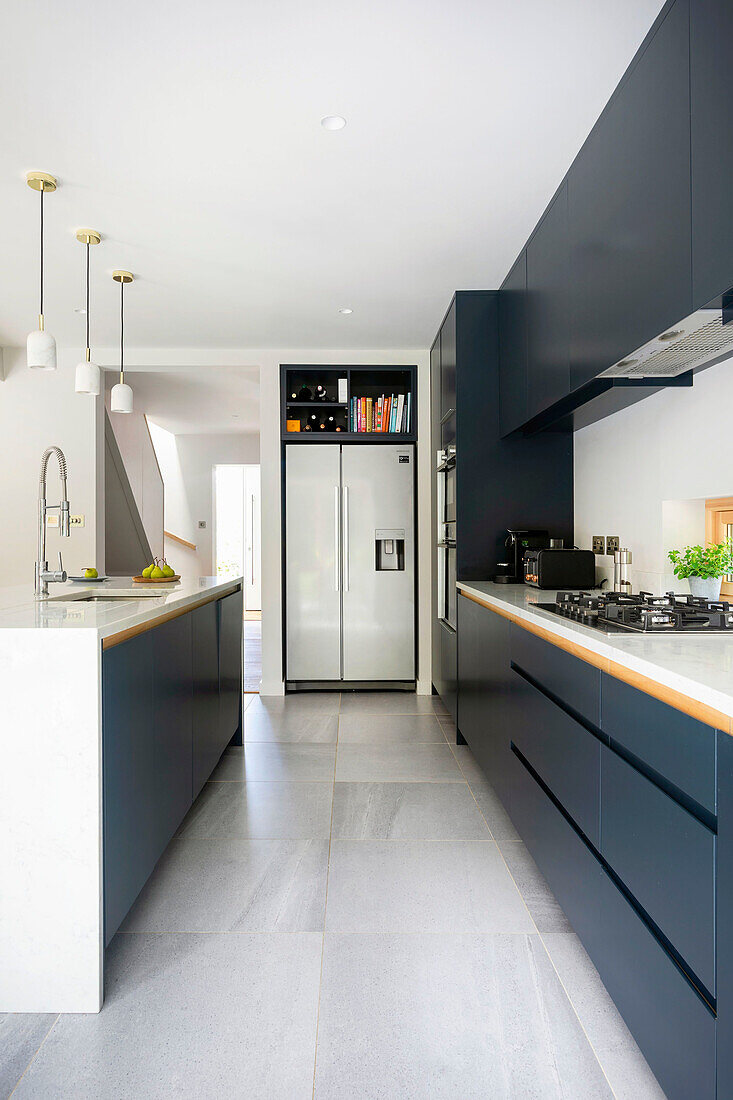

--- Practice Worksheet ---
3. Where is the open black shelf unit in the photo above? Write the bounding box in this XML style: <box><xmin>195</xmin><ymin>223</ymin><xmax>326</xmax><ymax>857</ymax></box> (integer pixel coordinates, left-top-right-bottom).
<box><xmin>281</xmin><ymin>364</ymin><xmax>417</xmax><ymax>442</ymax></box>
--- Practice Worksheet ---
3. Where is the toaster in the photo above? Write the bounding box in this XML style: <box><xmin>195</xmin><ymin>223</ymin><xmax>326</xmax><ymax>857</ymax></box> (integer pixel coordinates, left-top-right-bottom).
<box><xmin>523</xmin><ymin>548</ymin><xmax>596</xmax><ymax>590</ymax></box>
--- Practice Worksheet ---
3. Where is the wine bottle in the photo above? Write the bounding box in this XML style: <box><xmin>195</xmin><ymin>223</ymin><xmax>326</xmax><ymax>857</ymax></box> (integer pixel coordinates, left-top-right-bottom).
<box><xmin>289</xmin><ymin>391</ymin><xmax>298</xmax><ymax>401</ymax></box>
<box><xmin>308</xmin><ymin>412</ymin><xmax>318</xmax><ymax>427</ymax></box>
<box><xmin>304</xmin><ymin>422</ymin><xmax>312</xmax><ymax>432</ymax></box>
<box><xmin>314</xmin><ymin>384</ymin><xmax>328</xmax><ymax>402</ymax></box>
<box><xmin>297</xmin><ymin>385</ymin><xmax>312</xmax><ymax>401</ymax></box>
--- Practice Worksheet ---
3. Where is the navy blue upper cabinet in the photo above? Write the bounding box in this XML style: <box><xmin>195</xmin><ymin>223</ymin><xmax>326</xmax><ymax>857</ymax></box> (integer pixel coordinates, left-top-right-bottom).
<box><xmin>690</xmin><ymin>0</ymin><xmax>733</xmax><ymax>308</ymax></box>
<box><xmin>526</xmin><ymin>183</ymin><xmax>571</xmax><ymax>418</ymax></box>
<box><xmin>568</xmin><ymin>0</ymin><xmax>692</xmax><ymax>392</ymax></box>
<box><xmin>498</xmin><ymin>252</ymin><xmax>528</xmax><ymax>435</ymax></box>
<box><xmin>440</xmin><ymin>301</ymin><xmax>457</xmax><ymax>447</ymax></box>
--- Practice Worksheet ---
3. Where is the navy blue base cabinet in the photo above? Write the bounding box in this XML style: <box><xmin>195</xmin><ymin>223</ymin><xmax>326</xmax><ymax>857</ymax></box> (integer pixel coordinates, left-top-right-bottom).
<box><xmin>457</xmin><ymin>593</ymin><xmax>721</xmax><ymax>1099</ymax></box>
<box><xmin>103</xmin><ymin>588</ymin><xmax>243</xmax><ymax>943</ymax></box>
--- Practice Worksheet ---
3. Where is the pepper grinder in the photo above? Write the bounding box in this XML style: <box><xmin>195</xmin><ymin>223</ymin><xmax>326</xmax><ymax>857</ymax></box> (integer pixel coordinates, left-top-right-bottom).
<box><xmin>613</xmin><ymin>548</ymin><xmax>632</xmax><ymax>594</ymax></box>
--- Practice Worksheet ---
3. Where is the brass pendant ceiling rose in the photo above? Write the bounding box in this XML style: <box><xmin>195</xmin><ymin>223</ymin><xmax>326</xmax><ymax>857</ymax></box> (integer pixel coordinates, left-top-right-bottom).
<box><xmin>76</xmin><ymin>228</ymin><xmax>101</xmax><ymax>246</ymax></box>
<box><xmin>26</xmin><ymin>171</ymin><xmax>57</xmax><ymax>193</ymax></box>
<box><xmin>112</xmin><ymin>270</ymin><xmax>133</xmax><ymax>284</ymax></box>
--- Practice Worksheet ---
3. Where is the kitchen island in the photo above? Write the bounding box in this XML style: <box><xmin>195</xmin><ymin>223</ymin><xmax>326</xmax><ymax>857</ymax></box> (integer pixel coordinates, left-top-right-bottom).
<box><xmin>0</xmin><ymin>576</ymin><xmax>243</xmax><ymax>1013</ymax></box>
<box><xmin>455</xmin><ymin>581</ymin><xmax>733</xmax><ymax>1100</ymax></box>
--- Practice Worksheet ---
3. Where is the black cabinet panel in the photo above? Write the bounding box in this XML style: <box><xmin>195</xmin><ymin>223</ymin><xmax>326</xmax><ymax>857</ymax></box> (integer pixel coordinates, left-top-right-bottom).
<box><xmin>192</xmin><ymin>600</ymin><xmax>223</xmax><ymax>798</ymax></box>
<box><xmin>440</xmin><ymin>301</ymin><xmax>456</xmax><ymax>446</ymax></box>
<box><xmin>602</xmin><ymin>746</ymin><xmax>715</xmax><ymax>995</ymax></box>
<box><xmin>103</xmin><ymin>631</ymin><xmax>156</xmax><ymax>944</ymax></box>
<box><xmin>716</xmin><ymin>730</ymin><xmax>733</xmax><ymax>1098</ymax></box>
<box><xmin>511</xmin><ymin>624</ymin><xmax>600</xmax><ymax>728</ymax></box>
<box><xmin>498</xmin><ymin>252</ymin><xmax>528</xmax><ymax>435</ymax></box>
<box><xmin>568</xmin><ymin>0</ymin><xmax>692</xmax><ymax>390</ymax></box>
<box><xmin>601</xmin><ymin>673</ymin><xmax>717</xmax><ymax>814</ymax></box>
<box><xmin>153</xmin><ymin>615</ymin><xmax>193</xmax><ymax>845</ymax></box>
<box><xmin>219</xmin><ymin>589</ymin><xmax>243</xmax><ymax>745</ymax></box>
<box><xmin>690</xmin><ymin>0</ymin><xmax>733</xmax><ymax>308</ymax></box>
<box><xmin>510</xmin><ymin>668</ymin><xmax>600</xmax><ymax>846</ymax></box>
<box><xmin>526</xmin><ymin>184</ymin><xmax>571</xmax><ymax>417</ymax></box>
<box><xmin>439</xmin><ymin>619</ymin><xmax>457</xmax><ymax>723</ymax></box>
<box><xmin>457</xmin><ymin>594</ymin><xmax>512</xmax><ymax>801</ymax></box>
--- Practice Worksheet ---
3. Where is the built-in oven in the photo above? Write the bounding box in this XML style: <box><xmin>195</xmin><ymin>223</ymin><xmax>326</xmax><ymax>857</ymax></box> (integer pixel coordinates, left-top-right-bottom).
<box><xmin>436</xmin><ymin>446</ymin><xmax>457</xmax><ymax>631</ymax></box>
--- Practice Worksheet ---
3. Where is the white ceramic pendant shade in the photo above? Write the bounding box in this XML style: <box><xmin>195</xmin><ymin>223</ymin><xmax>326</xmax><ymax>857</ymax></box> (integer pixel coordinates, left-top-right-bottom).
<box><xmin>110</xmin><ymin>381</ymin><xmax>133</xmax><ymax>413</ymax></box>
<box><xmin>111</xmin><ymin>270</ymin><xmax>134</xmax><ymax>413</ymax></box>
<box><xmin>27</xmin><ymin>327</ymin><xmax>57</xmax><ymax>371</ymax></box>
<box><xmin>26</xmin><ymin>172</ymin><xmax>58</xmax><ymax>371</ymax></box>
<box><xmin>74</xmin><ymin>229</ymin><xmax>102</xmax><ymax>396</ymax></box>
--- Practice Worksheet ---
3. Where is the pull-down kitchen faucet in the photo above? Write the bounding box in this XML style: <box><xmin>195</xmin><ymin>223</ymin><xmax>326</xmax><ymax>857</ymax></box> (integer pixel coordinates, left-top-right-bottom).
<box><xmin>35</xmin><ymin>445</ymin><xmax>70</xmax><ymax>598</ymax></box>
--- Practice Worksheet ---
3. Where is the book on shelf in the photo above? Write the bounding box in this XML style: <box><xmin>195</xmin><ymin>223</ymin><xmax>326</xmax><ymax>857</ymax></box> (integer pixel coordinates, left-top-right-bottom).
<box><xmin>349</xmin><ymin>392</ymin><xmax>412</xmax><ymax>433</ymax></box>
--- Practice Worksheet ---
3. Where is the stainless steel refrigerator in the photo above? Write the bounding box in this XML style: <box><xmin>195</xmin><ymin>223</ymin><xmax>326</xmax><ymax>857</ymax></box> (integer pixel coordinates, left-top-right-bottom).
<box><xmin>285</xmin><ymin>443</ymin><xmax>415</xmax><ymax>685</ymax></box>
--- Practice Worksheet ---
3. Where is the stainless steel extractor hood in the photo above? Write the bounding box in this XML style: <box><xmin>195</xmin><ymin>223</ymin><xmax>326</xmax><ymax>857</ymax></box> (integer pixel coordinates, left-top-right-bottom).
<box><xmin>599</xmin><ymin>306</ymin><xmax>733</xmax><ymax>379</ymax></box>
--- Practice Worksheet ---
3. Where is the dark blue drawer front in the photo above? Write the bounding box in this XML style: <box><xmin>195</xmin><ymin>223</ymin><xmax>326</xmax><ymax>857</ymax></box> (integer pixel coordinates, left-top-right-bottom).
<box><xmin>511</xmin><ymin>625</ymin><xmax>600</xmax><ymax>728</ymax></box>
<box><xmin>511</xmin><ymin>667</ymin><xmax>600</xmax><ymax>846</ymax></box>
<box><xmin>601</xmin><ymin>746</ymin><xmax>715</xmax><ymax>996</ymax></box>
<box><xmin>601</xmin><ymin>674</ymin><xmax>717</xmax><ymax>815</ymax></box>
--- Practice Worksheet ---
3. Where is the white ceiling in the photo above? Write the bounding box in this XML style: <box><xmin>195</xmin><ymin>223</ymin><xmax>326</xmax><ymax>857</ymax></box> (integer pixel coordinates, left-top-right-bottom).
<box><xmin>0</xmin><ymin>0</ymin><xmax>663</xmax><ymax>351</ymax></box>
<box><xmin>105</xmin><ymin>368</ymin><xmax>260</xmax><ymax>434</ymax></box>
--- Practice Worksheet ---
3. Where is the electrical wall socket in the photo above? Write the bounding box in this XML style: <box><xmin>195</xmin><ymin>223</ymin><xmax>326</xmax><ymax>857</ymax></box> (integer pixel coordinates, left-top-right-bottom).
<box><xmin>70</xmin><ymin>514</ymin><xmax>85</xmax><ymax>527</ymax></box>
<box><xmin>592</xmin><ymin>535</ymin><xmax>606</xmax><ymax>555</ymax></box>
<box><xmin>606</xmin><ymin>535</ymin><xmax>620</xmax><ymax>554</ymax></box>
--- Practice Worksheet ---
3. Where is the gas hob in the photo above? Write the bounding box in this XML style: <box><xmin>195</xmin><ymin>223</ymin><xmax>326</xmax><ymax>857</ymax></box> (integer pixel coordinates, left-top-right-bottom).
<box><xmin>535</xmin><ymin>590</ymin><xmax>733</xmax><ymax>634</ymax></box>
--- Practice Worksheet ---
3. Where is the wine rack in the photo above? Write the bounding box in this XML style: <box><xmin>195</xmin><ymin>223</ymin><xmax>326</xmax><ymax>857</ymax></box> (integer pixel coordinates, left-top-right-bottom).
<box><xmin>281</xmin><ymin>364</ymin><xmax>417</xmax><ymax>442</ymax></box>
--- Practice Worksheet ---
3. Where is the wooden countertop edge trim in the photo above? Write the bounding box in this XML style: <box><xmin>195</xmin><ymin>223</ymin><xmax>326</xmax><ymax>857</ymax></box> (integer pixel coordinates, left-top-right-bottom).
<box><xmin>459</xmin><ymin>590</ymin><xmax>732</xmax><ymax>733</ymax></box>
<box><xmin>101</xmin><ymin>583</ymin><xmax>241</xmax><ymax>650</ymax></box>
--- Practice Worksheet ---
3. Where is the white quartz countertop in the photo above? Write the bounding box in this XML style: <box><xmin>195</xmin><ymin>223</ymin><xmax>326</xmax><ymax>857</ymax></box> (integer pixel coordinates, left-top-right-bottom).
<box><xmin>0</xmin><ymin>576</ymin><xmax>242</xmax><ymax>640</ymax></box>
<box><xmin>458</xmin><ymin>581</ymin><xmax>733</xmax><ymax>724</ymax></box>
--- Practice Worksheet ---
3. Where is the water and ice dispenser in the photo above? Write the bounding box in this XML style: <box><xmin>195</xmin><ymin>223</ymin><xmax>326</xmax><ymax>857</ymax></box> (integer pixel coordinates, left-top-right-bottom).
<box><xmin>375</xmin><ymin>529</ymin><xmax>405</xmax><ymax>570</ymax></box>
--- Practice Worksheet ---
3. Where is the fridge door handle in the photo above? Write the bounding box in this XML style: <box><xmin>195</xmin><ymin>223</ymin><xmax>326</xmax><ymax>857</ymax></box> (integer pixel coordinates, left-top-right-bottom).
<box><xmin>342</xmin><ymin>485</ymin><xmax>349</xmax><ymax>592</ymax></box>
<box><xmin>334</xmin><ymin>485</ymin><xmax>340</xmax><ymax>591</ymax></box>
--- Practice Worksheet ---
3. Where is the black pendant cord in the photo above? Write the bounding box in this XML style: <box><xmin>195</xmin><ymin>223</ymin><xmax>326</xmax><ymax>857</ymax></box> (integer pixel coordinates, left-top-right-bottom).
<box><xmin>39</xmin><ymin>188</ymin><xmax>44</xmax><ymax>318</ymax></box>
<box><xmin>85</xmin><ymin>243</ymin><xmax>90</xmax><ymax>351</ymax></box>
<box><xmin>119</xmin><ymin>278</ymin><xmax>124</xmax><ymax>384</ymax></box>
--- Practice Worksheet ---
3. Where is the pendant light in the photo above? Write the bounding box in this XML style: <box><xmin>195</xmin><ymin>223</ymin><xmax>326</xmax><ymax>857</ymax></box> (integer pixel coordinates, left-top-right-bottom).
<box><xmin>26</xmin><ymin>171</ymin><xmax>58</xmax><ymax>370</ymax></box>
<box><xmin>74</xmin><ymin>229</ymin><xmax>102</xmax><ymax>395</ymax></box>
<box><xmin>110</xmin><ymin>270</ymin><xmax>134</xmax><ymax>413</ymax></box>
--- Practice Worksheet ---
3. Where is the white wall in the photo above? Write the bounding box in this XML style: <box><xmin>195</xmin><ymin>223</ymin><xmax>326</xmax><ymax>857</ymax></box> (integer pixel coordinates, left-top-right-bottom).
<box><xmin>0</xmin><ymin>347</ymin><xmax>102</xmax><ymax>584</ymax></box>
<box><xmin>574</xmin><ymin>356</ymin><xmax>733</xmax><ymax>593</ymax></box>
<box><xmin>105</xmin><ymin>400</ymin><xmax>164</xmax><ymax>560</ymax></box>
<box><xmin>149</xmin><ymin>425</ymin><xmax>260</xmax><ymax>576</ymax></box>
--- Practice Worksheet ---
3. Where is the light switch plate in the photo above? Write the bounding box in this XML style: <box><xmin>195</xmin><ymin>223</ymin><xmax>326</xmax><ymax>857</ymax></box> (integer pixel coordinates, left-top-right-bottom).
<box><xmin>606</xmin><ymin>535</ymin><xmax>620</xmax><ymax>554</ymax></box>
<box><xmin>46</xmin><ymin>514</ymin><xmax>59</xmax><ymax>528</ymax></box>
<box><xmin>592</xmin><ymin>535</ymin><xmax>606</xmax><ymax>555</ymax></box>
<box><xmin>70</xmin><ymin>514</ymin><xmax>85</xmax><ymax>527</ymax></box>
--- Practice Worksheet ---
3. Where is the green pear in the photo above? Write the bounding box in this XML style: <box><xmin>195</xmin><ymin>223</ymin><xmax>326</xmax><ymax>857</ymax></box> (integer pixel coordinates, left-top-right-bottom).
<box><xmin>162</xmin><ymin>563</ymin><xmax>175</xmax><ymax>578</ymax></box>
<box><xmin>142</xmin><ymin>565</ymin><xmax>153</xmax><ymax>578</ymax></box>
<box><xmin>150</xmin><ymin>565</ymin><xmax>165</xmax><ymax>580</ymax></box>
<box><xmin>84</xmin><ymin>567</ymin><xmax>98</xmax><ymax>579</ymax></box>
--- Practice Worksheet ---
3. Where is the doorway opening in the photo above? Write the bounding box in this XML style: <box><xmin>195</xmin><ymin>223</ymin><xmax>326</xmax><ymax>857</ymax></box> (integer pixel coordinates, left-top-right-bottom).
<box><xmin>214</xmin><ymin>464</ymin><xmax>261</xmax><ymax>691</ymax></box>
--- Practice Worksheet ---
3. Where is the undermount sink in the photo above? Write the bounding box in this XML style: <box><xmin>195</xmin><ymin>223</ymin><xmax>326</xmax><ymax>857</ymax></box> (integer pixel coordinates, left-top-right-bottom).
<box><xmin>48</xmin><ymin>591</ymin><xmax>165</xmax><ymax>602</ymax></box>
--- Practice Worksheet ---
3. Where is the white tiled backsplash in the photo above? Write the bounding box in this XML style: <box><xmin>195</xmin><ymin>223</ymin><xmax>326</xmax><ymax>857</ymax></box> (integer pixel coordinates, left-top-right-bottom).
<box><xmin>574</xmin><ymin>353</ymin><xmax>733</xmax><ymax>596</ymax></box>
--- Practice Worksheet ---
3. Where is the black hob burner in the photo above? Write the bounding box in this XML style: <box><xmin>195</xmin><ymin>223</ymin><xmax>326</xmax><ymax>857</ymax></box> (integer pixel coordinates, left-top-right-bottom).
<box><xmin>535</xmin><ymin>591</ymin><xmax>733</xmax><ymax>634</ymax></box>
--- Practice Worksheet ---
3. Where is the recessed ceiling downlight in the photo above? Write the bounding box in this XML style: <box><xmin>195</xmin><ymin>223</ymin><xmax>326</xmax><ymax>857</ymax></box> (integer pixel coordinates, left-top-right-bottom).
<box><xmin>321</xmin><ymin>115</ymin><xmax>346</xmax><ymax>130</ymax></box>
<box><xmin>338</xmin><ymin>307</ymin><xmax>353</xmax><ymax>315</ymax></box>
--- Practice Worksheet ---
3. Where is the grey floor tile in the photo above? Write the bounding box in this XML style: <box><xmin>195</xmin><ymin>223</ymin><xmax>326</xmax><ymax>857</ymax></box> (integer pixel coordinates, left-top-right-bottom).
<box><xmin>244</xmin><ymin>710</ymin><xmax>338</xmax><ymax>743</ymax></box>
<box><xmin>314</xmin><ymin>933</ymin><xmax>613</xmax><ymax>1099</ymax></box>
<box><xmin>212</xmin><ymin>742</ymin><xmax>336</xmax><ymax>782</ymax></box>
<box><xmin>0</xmin><ymin>1014</ymin><xmax>57</xmax><ymax>1098</ymax></box>
<box><xmin>120</xmin><ymin>838</ymin><xmax>329</xmax><ymax>933</ymax></box>
<box><xmin>450</xmin><ymin>743</ymin><xmax>490</xmax><ymax>784</ymax></box>
<box><xmin>176</xmin><ymin>781</ymin><xmax>333</xmax><ymax>839</ymax></box>
<box><xmin>542</xmin><ymin>933</ymin><xmax>666</xmax><ymax>1099</ymax></box>
<box><xmin>331</xmin><ymin>782</ymin><xmax>490</xmax><ymax>840</ymax></box>
<box><xmin>469</xmin><ymin>779</ymin><xmax>521</xmax><ymax>843</ymax></box>
<box><xmin>13</xmin><ymin>933</ymin><xmax>322</xmax><ymax>1100</ymax></box>
<box><xmin>335</xmin><ymin>742</ymin><xmax>464</xmax><ymax>782</ymax></box>
<box><xmin>500</xmin><ymin>842</ymin><xmax>572</xmax><ymax>932</ymax></box>
<box><xmin>337</xmin><ymin>713</ymin><xmax>445</xmax><ymax>743</ymax></box>
<box><xmin>437</xmin><ymin>714</ymin><xmax>457</xmax><ymax>741</ymax></box>
<box><xmin>339</xmin><ymin>692</ymin><xmax>447</xmax><ymax>715</ymax></box>
<box><xmin>325</xmin><ymin>840</ymin><xmax>534</xmax><ymax>933</ymax></box>
<box><xmin>258</xmin><ymin>692</ymin><xmax>341</xmax><ymax>714</ymax></box>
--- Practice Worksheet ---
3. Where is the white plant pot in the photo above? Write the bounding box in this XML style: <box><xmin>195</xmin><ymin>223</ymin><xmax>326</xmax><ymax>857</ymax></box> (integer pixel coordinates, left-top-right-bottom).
<box><xmin>688</xmin><ymin>576</ymin><xmax>722</xmax><ymax>601</ymax></box>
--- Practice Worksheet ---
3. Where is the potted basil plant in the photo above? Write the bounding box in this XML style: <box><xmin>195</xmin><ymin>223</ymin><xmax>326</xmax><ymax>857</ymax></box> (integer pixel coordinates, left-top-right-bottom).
<box><xmin>668</xmin><ymin>540</ymin><xmax>733</xmax><ymax>601</ymax></box>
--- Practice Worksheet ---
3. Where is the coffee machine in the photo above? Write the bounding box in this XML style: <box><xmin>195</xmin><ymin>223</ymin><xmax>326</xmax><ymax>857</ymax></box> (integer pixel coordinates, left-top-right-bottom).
<box><xmin>494</xmin><ymin>529</ymin><xmax>550</xmax><ymax>583</ymax></box>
